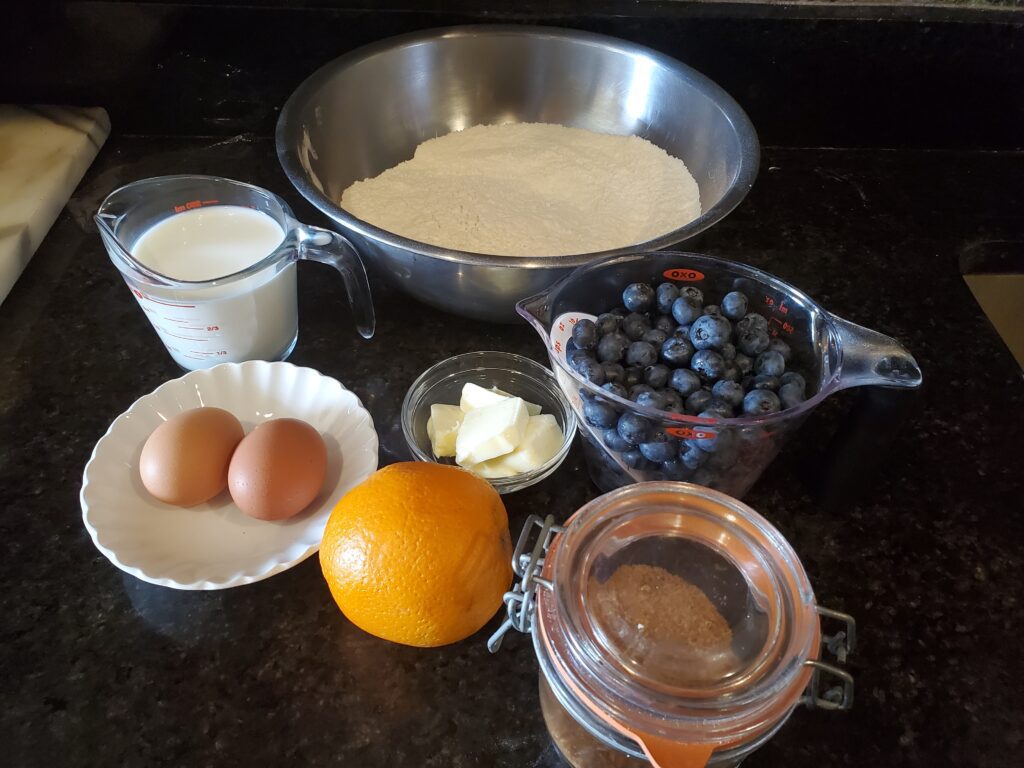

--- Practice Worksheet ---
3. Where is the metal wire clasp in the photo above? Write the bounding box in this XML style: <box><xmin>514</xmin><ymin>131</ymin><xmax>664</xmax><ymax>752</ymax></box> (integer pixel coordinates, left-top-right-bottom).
<box><xmin>487</xmin><ymin>514</ymin><xmax>565</xmax><ymax>653</ymax></box>
<box><xmin>802</xmin><ymin>607</ymin><xmax>857</xmax><ymax>711</ymax></box>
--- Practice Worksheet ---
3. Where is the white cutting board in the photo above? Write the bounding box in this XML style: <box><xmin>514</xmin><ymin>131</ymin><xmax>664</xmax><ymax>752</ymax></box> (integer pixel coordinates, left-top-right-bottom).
<box><xmin>0</xmin><ymin>105</ymin><xmax>110</xmax><ymax>304</ymax></box>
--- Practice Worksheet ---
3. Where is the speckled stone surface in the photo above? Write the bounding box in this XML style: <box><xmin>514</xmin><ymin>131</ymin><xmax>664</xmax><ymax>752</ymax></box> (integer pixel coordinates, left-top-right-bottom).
<box><xmin>1</xmin><ymin>136</ymin><xmax>1021</xmax><ymax>767</ymax></box>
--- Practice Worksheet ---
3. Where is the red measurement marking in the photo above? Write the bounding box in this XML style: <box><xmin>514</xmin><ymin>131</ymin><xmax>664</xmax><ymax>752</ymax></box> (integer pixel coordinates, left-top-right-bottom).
<box><xmin>206</xmin><ymin>325</ymin><xmax>219</xmax><ymax>331</ymax></box>
<box><xmin>173</xmin><ymin>198</ymin><xmax>220</xmax><ymax>213</ymax></box>
<box><xmin>553</xmin><ymin>340</ymin><xmax>562</xmax><ymax>353</ymax></box>
<box><xmin>666</xmin><ymin>426</ymin><xmax>716</xmax><ymax>441</ymax></box>
<box><xmin>558</xmin><ymin>322</ymin><xmax>565</xmax><ymax>332</ymax></box>
<box><xmin>663</xmin><ymin>268</ymin><xmax>704</xmax><ymax>282</ymax></box>
<box><xmin>763</xmin><ymin>295</ymin><xmax>775</xmax><ymax>308</ymax></box>
<box><xmin>782</xmin><ymin>321</ymin><xmax>795</xmax><ymax>334</ymax></box>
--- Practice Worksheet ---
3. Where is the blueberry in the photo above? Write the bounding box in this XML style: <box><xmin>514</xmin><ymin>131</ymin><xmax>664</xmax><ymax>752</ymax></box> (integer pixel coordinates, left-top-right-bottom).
<box><xmin>734</xmin><ymin>353</ymin><xmax>753</xmax><ymax>375</ymax></box>
<box><xmin>601</xmin><ymin>381</ymin><xmax>628</xmax><ymax>400</ymax></box>
<box><xmin>737</xmin><ymin>328</ymin><xmax>770</xmax><ymax>356</ymax></box>
<box><xmin>703</xmin><ymin>304</ymin><xmax>722</xmax><ymax>317</ymax></box>
<box><xmin>754</xmin><ymin>350</ymin><xmax>786</xmax><ymax>377</ymax></box>
<box><xmin>721</xmin><ymin>291</ymin><xmax>749</xmax><ymax>321</ymax></box>
<box><xmin>623</xmin><ymin>366</ymin><xmax>644</xmax><ymax>388</ymax></box>
<box><xmin>661</xmin><ymin>337</ymin><xmax>695</xmax><ymax>367</ymax></box>
<box><xmin>567</xmin><ymin>348</ymin><xmax>592</xmax><ymax>372</ymax></box>
<box><xmin>671</xmin><ymin>295</ymin><xmax>703</xmax><ymax>325</ymax></box>
<box><xmin>622</xmin><ymin>313</ymin><xmax>651</xmax><ymax>341</ymax></box>
<box><xmin>779</xmin><ymin>382</ymin><xmax>807</xmax><ymax>410</ymax></box>
<box><xmin>623</xmin><ymin>283</ymin><xmax>656</xmax><ymax>313</ymax></box>
<box><xmin>583</xmin><ymin>399</ymin><xmax>618</xmax><ymax>428</ymax></box>
<box><xmin>597</xmin><ymin>331</ymin><xmax>629</xmax><ymax>363</ymax></box>
<box><xmin>654</xmin><ymin>315</ymin><xmax>676</xmax><ymax>334</ymax></box>
<box><xmin>768</xmin><ymin>338</ymin><xmax>792</xmax><ymax>362</ymax></box>
<box><xmin>700</xmin><ymin>402</ymin><xmax>734</xmax><ymax>421</ymax></box>
<box><xmin>720</xmin><ymin>364</ymin><xmax>741</xmax><ymax>383</ymax></box>
<box><xmin>629</xmin><ymin>384</ymin><xmax>656</xmax><ymax>400</ymax></box>
<box><xmin>660</xmin><ymin>457</ymin><xmax>690</xmax><ymax>480</ymax></box>
<box><xmin>690</xmin><ymin>349</ymin><xmax>726</xmax><ymax>383</ymax></box>
<box><xmin>576</xmin><ymin>357</ymin><xmax>606</xmax><ymax>385</ymax></box>
<box><xmin>572</xmin><ymin>319</ymin><xmax>598</xmax><ymax>350</ymax></box>
<box><xmin>635</xmin><ymin>390</ymin><xmax>668</xmax><ymax>410</ymax></box>
<box><xmin>706</xmin><ymin>443</ymin><xmax>740</xmax><ymax>470</ymax></box>
<box><xmin>642</xmin><ymin>364</ymin><xmax>670</xmax><ymax>389</ymax></box>
<box><xmin>690</xmin><ymin>315</ymin><xmax>734</xmax><ymax>351</ymax></box>
<box><xmin>610</xmin><ymin>307</ymin><xmax>629</xmax><ymax>317</ymax></box>
<box><xmin>743</xmin><ymin>389</ymin><xmax>782</xmax><ymax>416</ymax></box>
<box><xmin>681</xmin><ymin>445</ymin><xmax>709</xmax><ymax>469</ymax></box>
<box><xmin>617</xmin><ymin>412</ymin><xmax>652</xmax><ymax>444</ymax></box>
<box><xmin>694</xmin><ymin>423</ymin><xmax>738</xmax><ymax>453</ymax></box>
<box><xmin>712</xmin><ymin>380</ymin><xmax>745</xmax><ymax>408</ymax></box>
<box><xmin>750</xmin><ymin>374</ymin><xmax>780</xmax><ymax>391</ymax></box>
<box><xmin>736</xmin><ymin>313</ymin><xmax>769</xmax><ymax>335</ymax></box>
<box><xmin>603</xmin><ymin>363</ymin><xmax>626</xmax><ymax>384</ymax></box>
<box><xmin>596</xmin><ymin>312</ymin><xmax>622</xmax><ymax>335</ymax></box>
<box><xmin>639</xmin><ymin>433</ymin><xmax>679</xmax><ymax>463</ymax></box>
<box><xmin>674</xmin><ymin>324</ymin><xmax>692</xmax><ymax>339</ymax></box>
<box><xmin>685</xmin><ymin>389</ymin><xmax>714</xmax><ymax>414</ymax></box>
<box><xmin>660</xmin><ymin>389</ymin><xmax>685</xmax><ymax>413</ymax></box>
<box><xmin>780</xmin><ymin>371</ymin><xmax>806</xmax><ymax>391</ymax></box>
<box><xmin>656</xmin><ymin>283</ymin><xmax>680</xmax><ymax>315</ymax></box>
<box><xmin>720</xmin><ymin>342</ymin><xmax>737</xmax><ymax>361</ymax></box>
<box><xmin>621</xmin><ymin>449</ymin><xmax>653</xmax><ymax>470</ymax></box>
<box><xmin>642</xmin><ymin>329</ymin><xmax>669</xmax><ymax>347</ymax></box>
<box><xmin>625</xmin><ymin>341</ymin><xmax>658</xmax><ymax>367</ymax></box>
<box><xmin>668</xmin><ymin>368</ymin><xmax>702</xmax><ymax>397</ymax></box>
<box><xmin>679</xmin><ymin>286</ymin><xmax>704</xmax><ymax>303</ymax></box>
<box><xmin>603</xmin><ymin>427</ymin><xmax>636</xmax><ymax>451</ymax></box>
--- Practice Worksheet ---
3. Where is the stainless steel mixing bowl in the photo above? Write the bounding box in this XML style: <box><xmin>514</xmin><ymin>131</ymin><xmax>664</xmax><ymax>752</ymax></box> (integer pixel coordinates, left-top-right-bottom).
<box><xmin>276</xmin><ymin>26</ymin><xmax>759</xmax><ymax>322</ymax></box>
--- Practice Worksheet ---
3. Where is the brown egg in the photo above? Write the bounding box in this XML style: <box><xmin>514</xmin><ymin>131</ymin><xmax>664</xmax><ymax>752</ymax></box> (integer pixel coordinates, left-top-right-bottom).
<box><xmin>139</xmin><ymin>407</ymin><xmax>245</xmax><ymax>506</ymax></box>
<box><xmin>228</xmin><ymin>418</ymin><xmax>328</xmax><ymax>521</ymax></box>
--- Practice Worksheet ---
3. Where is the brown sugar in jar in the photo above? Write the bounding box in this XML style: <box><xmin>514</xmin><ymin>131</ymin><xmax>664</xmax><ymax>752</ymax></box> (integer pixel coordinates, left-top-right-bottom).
<box><xmin>543</xmin><ymin>564</ymin><xmax>738</xmax><ymax>767</ymax></box>
<box><xmin>514</xmin><ymin>483</ymin><xmax>855</xmax><ymax>768</ymax></box>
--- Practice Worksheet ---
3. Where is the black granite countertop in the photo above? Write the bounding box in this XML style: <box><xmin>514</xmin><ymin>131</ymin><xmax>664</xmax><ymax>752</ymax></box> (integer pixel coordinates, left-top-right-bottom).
<box><xmin>1</xmin><ymin>135</ymin><xmax>1021</xmax><ymax>767</ymax></box>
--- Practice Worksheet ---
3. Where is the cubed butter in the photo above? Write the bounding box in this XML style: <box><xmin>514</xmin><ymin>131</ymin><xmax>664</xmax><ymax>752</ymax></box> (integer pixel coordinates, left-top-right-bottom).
<box><xmin>426</xmin><ymin>404</ymin><xmax>463</xmax><ymax>458</ymax></box>
<box><xmin>455</xmin><ymin>396</ymin><xmax>530</xmax><ymax>466</ymax></box>
<box><xmin>467</xmin><ymin>414</ymin><xmax>564</xmax><ymax>477</ymax></box>
<box><xmin>460</xmin><ymin>382</ymin><xmax>542</xmax><ymax>416</ymax></box>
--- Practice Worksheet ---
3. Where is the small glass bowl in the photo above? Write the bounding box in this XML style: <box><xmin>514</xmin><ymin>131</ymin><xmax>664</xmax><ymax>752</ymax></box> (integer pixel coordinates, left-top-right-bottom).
<box><xmin>402</xmin><ymin>351</ymin><xmax>578</xmax><ymax>494</ymax></box>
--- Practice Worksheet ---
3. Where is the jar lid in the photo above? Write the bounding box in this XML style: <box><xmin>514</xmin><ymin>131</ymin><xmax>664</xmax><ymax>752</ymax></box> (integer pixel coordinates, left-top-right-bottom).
<box><xmin>532</xmin><ymin>483</ymin><xmax>823</xmax><ymax>766</ymax></box>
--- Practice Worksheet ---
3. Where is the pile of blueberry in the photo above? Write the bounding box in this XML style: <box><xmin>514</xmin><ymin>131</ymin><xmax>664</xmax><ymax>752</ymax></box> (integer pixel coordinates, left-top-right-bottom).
<box><xmin>565</xmin><ymin>281</ymin><xmax>811</xmax><ymax>484</ymax></box>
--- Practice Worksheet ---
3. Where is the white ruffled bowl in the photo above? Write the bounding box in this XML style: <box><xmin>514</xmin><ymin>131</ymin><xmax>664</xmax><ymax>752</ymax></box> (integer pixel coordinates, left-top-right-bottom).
<box><xmin>80</xmin><ymin>361</ymin><xmax>378</xmax><ymax>590</ymax></box>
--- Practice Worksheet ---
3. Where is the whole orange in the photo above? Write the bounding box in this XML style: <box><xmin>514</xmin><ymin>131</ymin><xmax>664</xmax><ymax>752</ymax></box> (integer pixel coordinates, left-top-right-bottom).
<box><xmin>320</xmin><ymin>462</ymin><xmax>513</xmax><ymax>647</ymax></box>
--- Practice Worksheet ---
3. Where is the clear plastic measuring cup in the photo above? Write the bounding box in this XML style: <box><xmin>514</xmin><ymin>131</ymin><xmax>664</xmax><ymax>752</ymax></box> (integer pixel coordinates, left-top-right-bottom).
<box><xmin>517</xmin><ymin>251</ymin><xmax>923</xmax><ymax>498</ymax></box>
<box><xmin>96</xmin><ymin>175</ymin><xmax>375</xmax><ymax>370</ymax></box>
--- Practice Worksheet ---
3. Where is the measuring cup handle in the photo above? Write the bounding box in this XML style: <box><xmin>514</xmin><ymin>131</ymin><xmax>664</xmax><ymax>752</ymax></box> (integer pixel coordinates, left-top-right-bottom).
<box><xmin>297</xmin><ymin>225</ymin><xmax>376</xmax><ymax>339</ymax></box>
<box><xmin>831</xmin><ymin>314</ymin><xmax>922</xmax><ymax>390</ymax></box>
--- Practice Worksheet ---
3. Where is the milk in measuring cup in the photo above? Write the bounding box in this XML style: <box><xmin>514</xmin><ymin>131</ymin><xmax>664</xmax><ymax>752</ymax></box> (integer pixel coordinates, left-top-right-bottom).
<box><xmin>130</xmin><ymin>206</ymin><xmax>295</xmax><ymax>369</ymax></box>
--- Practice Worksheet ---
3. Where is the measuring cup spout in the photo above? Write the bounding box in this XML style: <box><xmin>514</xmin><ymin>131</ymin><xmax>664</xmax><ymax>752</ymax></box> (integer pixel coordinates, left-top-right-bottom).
<box><xmin>296</xmin><ymin>225</ymin><xmax>376</xmax><ymax>339</ymax></box>
<box><xmin>832</xmin><ymin>314</ymin><xmax>923</xmax><ymax>390</ymax></box>
<box><xmin>517</xmin><ymin>288</ymin><xmax>555</xmax><ymax>340</ymax></box>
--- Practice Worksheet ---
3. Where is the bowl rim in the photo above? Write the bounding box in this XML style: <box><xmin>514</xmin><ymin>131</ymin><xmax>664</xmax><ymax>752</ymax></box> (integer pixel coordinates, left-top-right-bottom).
<box><xmin>276</xmin><ymin>24</ymin><xmax>760</xmax><ymax>269</ymax></box>
<box><xmin>400</xmin><ymin>350</ymin><xmax>578</xmax><ymax>492</ymax></box>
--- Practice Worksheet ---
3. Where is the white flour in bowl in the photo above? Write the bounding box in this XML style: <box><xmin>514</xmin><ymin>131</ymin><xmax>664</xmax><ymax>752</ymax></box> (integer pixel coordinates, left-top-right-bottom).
<box><xmin>339</xmin><ymin>123</ymin><xmax>702</xmax><ymax>257</ymax></box>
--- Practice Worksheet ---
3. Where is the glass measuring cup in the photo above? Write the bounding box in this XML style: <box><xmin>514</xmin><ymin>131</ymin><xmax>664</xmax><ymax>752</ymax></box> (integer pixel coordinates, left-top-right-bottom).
<box><xmin>517</xmin><ymin>251</ymin><xmax>922</xmax><ymax>498</ymax></box>
<box><xmin>96</xmin><ymin>175</ymin><xmax>375</xmax><ymax>370</ymax></box>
